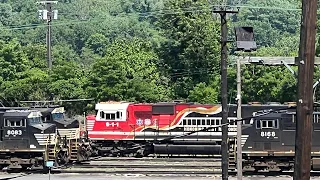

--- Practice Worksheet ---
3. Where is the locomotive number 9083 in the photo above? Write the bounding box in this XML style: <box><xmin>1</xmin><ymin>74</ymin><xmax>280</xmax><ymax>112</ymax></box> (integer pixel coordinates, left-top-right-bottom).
<box><xmin>7</xmin><ymin>130</ymin><xmax>22</xmax><ymax>136</ymax></box>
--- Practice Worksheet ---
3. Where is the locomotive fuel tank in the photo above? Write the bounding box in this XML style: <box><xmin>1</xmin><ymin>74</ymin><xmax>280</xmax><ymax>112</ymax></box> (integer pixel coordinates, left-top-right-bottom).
<box><xmin>153</xmin><ymin>144</ymin><xmax>221</xmax><ymax>155</ymax></box>
<box><xmin>171</xmin><ymin>140</ymin><xmax>218</xmax><ymax>145</ymax></box>
<box><xmin>153</xmin><ymin>140</ymin><xmax>221</xmax><ymax>155</ymax></box>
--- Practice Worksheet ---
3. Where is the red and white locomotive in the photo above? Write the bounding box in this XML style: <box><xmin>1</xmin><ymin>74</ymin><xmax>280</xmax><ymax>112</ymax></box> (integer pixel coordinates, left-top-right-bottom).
<box><xmin>85</xmin><ymin>101</ymin><xmax>238</xmax><ymax>156</ymax></box>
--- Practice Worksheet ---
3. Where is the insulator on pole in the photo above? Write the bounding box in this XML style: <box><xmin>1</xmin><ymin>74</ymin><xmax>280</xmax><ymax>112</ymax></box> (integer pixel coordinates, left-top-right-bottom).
<box><xmin>53</xmin><ymin>10</ymin><xmax>58</xmax><ymax>20</ymax></box>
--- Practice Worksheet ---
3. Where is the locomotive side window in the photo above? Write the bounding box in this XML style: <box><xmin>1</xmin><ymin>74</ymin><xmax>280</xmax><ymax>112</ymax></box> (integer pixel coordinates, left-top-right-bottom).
<box><xmin>274</xmin><ymin>119</ymin><xmax>278</xmax><ymax>128</ymax></box>
<box><xmin>100</xmin><ymin>111</ymin><xmax>122</xmax><ymax>120</ymax></box>
<box><xmin>183</xmin><ymin>119</ymin><xmax>186</xmax><ymax>125</ymax></box>
<box><xmin>292</xmin><ymin>114</ymin><xmax>296</xmax><ymax>123</ymax></box>
<box><xmin>314</xmin><ymin>113</ymin><xmax>320</xmax><ymax>123</ymax></box>
<box><xmin>256</xmin><ymin>119</ymin><xmax>278</xmax><ymax>129</ymax></box>
<box><xmin>4</xmin><ymin>119</ymin><xmax>26</xmax><ymax>127</ymax></box>
<box><xmin>28</xmin><ymin>116</ymin><xmax>42</xmax><ymax>125</ymax></box>
<box><xmin>52</xmin><ymin>112</ymin><xmax>64</xmax><ymax>120</ymax></box>
<box><xmin>256</xmin><ymin>120</ymin><xmax>260</xmax><ymax>128</ymax></box>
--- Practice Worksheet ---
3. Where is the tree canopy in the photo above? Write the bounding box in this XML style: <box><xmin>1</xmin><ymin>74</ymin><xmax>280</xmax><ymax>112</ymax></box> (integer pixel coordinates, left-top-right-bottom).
<box><xmin>0</xmin><ymin>0</ymin><xmax>318</xmax><ymax>114</ymax></box>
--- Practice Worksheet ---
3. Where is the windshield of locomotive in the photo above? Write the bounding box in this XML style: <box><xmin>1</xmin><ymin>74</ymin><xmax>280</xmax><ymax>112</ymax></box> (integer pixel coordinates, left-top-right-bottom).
<box><xmin>52</xmin><ymin>112</ymin><xmax>64</xmax><ymax>120</ymax></box>
<box><xmin>28</xmin><ymin>116</ymin><xmax>43</xmax><ymax>125</ymax></box>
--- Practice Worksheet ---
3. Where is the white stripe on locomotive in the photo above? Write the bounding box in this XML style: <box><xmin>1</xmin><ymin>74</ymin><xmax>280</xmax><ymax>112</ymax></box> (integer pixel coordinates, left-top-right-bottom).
<box><xmin>34</xmin><ymin>134</ymin><xmax>56</xmax><ymax>146</ymax></box>
<box><xmin>86</xmin><ymin>120</ymin><xmax>95</xmax><ymax>131</ymax></box>
<box><xmin>177</xmin><ymin>117</ymin><xmax>238</xmax><ymax>132</ymax></box>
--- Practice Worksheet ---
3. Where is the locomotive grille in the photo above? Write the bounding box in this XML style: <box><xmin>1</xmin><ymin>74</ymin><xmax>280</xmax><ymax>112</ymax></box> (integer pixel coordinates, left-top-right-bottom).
<box><xmin>254</xmin><ymin>142</ymin><xmax>260</xmax><ymax>149</ymax></box>
<box><xmin>264</xmin><ymin>143</ymin><xmax>271</xmax><ymax>150</ymax></box>
<box><xmin>152</xmin><ymin>105</ymin><xmax>174</xmax><ymax>115</ymax></box>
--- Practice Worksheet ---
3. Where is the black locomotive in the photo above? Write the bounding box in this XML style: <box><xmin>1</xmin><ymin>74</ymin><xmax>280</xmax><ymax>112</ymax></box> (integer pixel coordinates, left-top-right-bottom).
<box><xmin>240</xmin><ymin>105</ymin><xmax>320</xmax><ymax>172</ymax></box>
<box><xmin>0</xmin><ymin>108</ymin><xmax>56</xmax><ymax>170</ymax></box>
<box><xmin>0</xmin><ymin>105</ymin><xmax>90</xmax><ymax>171</ymax></box>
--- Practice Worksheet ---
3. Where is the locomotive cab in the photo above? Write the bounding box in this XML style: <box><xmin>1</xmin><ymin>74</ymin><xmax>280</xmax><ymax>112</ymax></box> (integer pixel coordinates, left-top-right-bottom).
<box><xmin>0</xmin><ymin>110</ymin><xmax>56</xmax><ymax>150</ymax></box>
<box><xmin>1</xmin><ymin>110</ymin><xmax>29</xmax><ymax>150</ymax></box>
<box><xmin>94</xmin><ymin>102</ymin><xmax>129</xmax><ymax>132</ymax></box>
<box><xmin>242</xmin><ymin>112</ymin><xmax>281</xmax><ymax>152</ymax></box>
<box><xmin>36</xmin><ymin>106</ymin><xmax>79</xmax><ymax>128</ymax></box>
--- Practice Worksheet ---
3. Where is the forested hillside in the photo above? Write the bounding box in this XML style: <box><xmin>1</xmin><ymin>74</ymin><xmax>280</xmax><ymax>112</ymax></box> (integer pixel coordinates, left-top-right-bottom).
<box><xmin>0</xmin><ymin>0</ymin><xmax>318</xmax><ymax>114</ymax></box>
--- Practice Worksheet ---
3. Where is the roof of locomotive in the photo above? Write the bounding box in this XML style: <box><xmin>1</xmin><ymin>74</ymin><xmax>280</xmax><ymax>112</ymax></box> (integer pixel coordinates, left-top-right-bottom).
<box><xmin>0</xmin><ymin>107</ymin><xmax>30</xmax><ymax>112</ymax></box>
<box><xmin>96</xmin><ymin>101</ymin><xmax>296</xmax><ymax>107</ymax></box>
<box><xmin>33</xmin><ymin>107</ymin><xmax>56</xmax><ymax>114</ymax></box>
<box><xmin>0</xmin><ymin>105</ymin><xmax>62</xmax><ymax>112</ymax></box>
<box><xmin>3</xmin><ymin>109</ymin><xmax>42</xmax><ymax>118</ymax></box>
<box><xmin>32</xmin><ymin>106</ymin><xmax>64</xmax><ymax>115</ymax></box>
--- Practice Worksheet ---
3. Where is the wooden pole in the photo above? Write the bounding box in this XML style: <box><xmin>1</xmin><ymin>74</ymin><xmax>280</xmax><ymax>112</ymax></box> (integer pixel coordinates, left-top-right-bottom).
<box><xmin>236</xmin><ymin>57</ymin><xmax>242</xmax><ymax>179</ymax></box>
<box><xmin>293</xmin><ymin>0</ymin><xmax>318</xmax><ymax>179</ymax></box>
<box><xmin>220</xmin><ymin>10</ymin><xmax>229</xmax><ymax>180</ymax></box>
<box><xmin>46</xmin><ymin>2</ymin><xmax>53</xmax><ymax>70</ymax></box>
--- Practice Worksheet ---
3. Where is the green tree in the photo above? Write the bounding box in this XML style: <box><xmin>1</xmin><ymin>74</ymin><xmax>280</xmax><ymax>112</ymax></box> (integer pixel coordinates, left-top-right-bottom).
<box><xmin>48</xmin><ymin>59</ymin><xmax>89</xmax><ymax>114</ymax></box>
<box><xmin>0</xmin><ymin>39</ymin><xmax>29</xmax><ymax>81</ymax></box>
<box><xmin>188</xmin><ymin>82</ymin><xmax>219</xmax><ymax>104</ymax></box>
<box><xmin>1</xmin><ymin>68</ymin><xmax>49</xmax><ymax>104</ymax></box>
<box><xmin>85</xmin><ymin>33</ymin><xmax>108</xmax><ymax>55</ymax></box>
<box><xmin>87</xmin><ymin>37</ymin><xmax>170</xmax><ymax>102</ymax></box>
<box><xmin>240</xmin><ymin>65</ymin><xmax>297</xmax><ymax>103</ymax></box>
<box><xmin>233</xmin><ymin>0</ymin><xmax>300</xmax><ymax>47</ymax></box>
<box><xmin>157</xmin><ymin>0</ymin><xmax>221</xmax><ymax>99</ymax></box>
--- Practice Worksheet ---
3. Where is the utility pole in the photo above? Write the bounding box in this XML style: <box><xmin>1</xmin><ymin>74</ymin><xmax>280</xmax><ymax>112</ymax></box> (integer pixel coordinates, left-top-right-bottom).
<box><xmin>212</xmin><ymin>5</ymin><xmax>238</xmax><ymax>180</ymax></box>
<box><xmin>220</xmin><ymin>11</ymin><xmax>229</xmax><ymax>180</ymax></box>
<box><xmin>234</xmin><ymin>26</ymin><xmax>256</xmax><ymax>180</ymax></box>
<box><xmin>236</xmin><ymin>56</ymin><xmax>242</xmax><ymax>179</ymax></box>
<box><xmin>37</xmin><ymin>1</ymin><xmax>58</xmax><ymax>70</ymax></box>
<box><xmin>293</xmin><ymin>0</ymin><xmax>318</xmax><ymax>179</ymax></box>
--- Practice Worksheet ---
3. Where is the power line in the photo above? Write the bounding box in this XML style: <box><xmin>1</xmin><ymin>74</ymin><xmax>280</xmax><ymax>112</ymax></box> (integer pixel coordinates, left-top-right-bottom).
<box><xmin>9</xmin><ymin>3</ymin><xmax>303</xmax><ymax>16</ymax></box>
<box><xmin>0</xmin><ymin>4</ymin><xmax>304</xmax><ymax>32</ymax></box>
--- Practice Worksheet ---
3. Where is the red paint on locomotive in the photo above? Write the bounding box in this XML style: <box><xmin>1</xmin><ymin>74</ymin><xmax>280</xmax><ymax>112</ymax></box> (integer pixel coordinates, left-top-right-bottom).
<box><xmin>86</xmin><ymin>101</ymin><xmax>223</xmax><ymax>140</ymax></box>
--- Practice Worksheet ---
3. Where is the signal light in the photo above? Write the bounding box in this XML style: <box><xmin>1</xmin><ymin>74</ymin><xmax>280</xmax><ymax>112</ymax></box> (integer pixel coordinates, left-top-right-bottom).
<box><xmin>234</xmin><ymin>26</ymin><xmax>257</xmax><ymax>52</ymax></box>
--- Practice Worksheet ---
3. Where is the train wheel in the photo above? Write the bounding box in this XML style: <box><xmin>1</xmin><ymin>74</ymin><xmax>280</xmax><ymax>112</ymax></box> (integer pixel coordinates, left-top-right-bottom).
<box><xmin>279</xmin><ymin>166</ymin><xmax>292</xmax><ymax>172</ymax></box>
<box><xmin>56</xmin><ymin>150</ymin><xmax>69</xmax><ymax>167</ymax></box>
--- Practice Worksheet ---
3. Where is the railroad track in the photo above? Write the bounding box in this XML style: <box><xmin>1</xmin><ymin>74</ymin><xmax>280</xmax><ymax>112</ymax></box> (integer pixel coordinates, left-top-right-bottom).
<box><xmin>48</xmin><ymin>157</ymin><xmax>320</xmax><ymax>177</ymax></box>
<box><xmin>74</xmin><ymin>164</ymin><xmax>220</xmax><ymax>169</ymax></box>
<box><xmin>51</xmin><ymin>157</ymin><xmax>225</xmax><ymax>175</ymax></box>
<box><xmin>2</xmin><ymin>157</ymin><xmax>320</xmax><ymax>178</ymax></box>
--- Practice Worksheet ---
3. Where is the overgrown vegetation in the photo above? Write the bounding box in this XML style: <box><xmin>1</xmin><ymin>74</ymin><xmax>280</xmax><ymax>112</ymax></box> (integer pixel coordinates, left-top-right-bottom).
<box><xmin>0</xmin><ymin>0</ymin><xmax>318</xmax><ymax>114</ymax></box>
